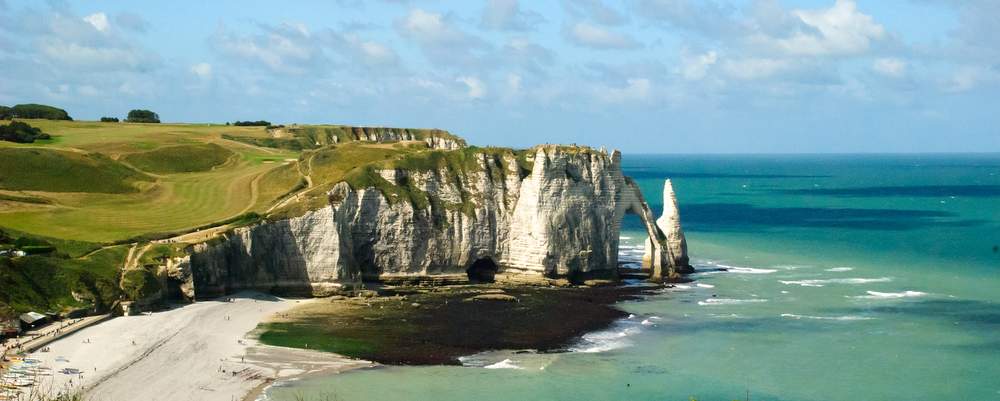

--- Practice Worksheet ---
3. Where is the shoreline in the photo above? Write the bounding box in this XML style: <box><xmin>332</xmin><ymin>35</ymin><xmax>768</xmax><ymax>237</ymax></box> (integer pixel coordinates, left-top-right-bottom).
<box><xmin>18</xmin><ymin>292</ymin><xmax>365</xmax><ymax>401</ymax></box>
<box><xmin>10</xmin><ymin>281</ymin><xmax>664</xmax><ymax>401</ymax></box>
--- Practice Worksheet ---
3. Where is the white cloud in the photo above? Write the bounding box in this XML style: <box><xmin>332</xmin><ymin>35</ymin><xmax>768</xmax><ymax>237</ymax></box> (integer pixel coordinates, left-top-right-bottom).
<box><xmin>563</xmin><ymin>0</ymin><xmax>628</xmax><ymax>26</ymax></box>
<box><xmin>457</xmin><ymin>76</ymin><xmax>487</xmax><ymax>99</ymax></box>
<box><xmin>211</xmin><ymin>23</ymin><xmax>323</xmax><ymax>74</ymax></box>
<box><xmin>679</xmin><ymin>50</ymin><xmax>717</xmax><ymax>80</ymax></box>
<box><xmin>397</xmin><ymin>9</ymin><xmax>489</xmax><ymax>67</ymax></box>
<box><xmin>566</xmin><ymin>22</ymin><xmax>639</xmax><ymax>49</ymax></box>
<box><xmin>872</xmin><ymin>58</ymin><xmax>905</xmax><ymax>78</ymax></box>
<box><xmin>762</xmin><ymin>0</ymin><xmax>886</xmax><ymax>57</ymax></box>
<box><xmin>481</xmin><ymin>0</ymin><xmax>543</xmax><ymax>31</ymax></box>
<box><xmin>76</xmin><ymin>85</ymin><xmax>101</xmax><ymax>96</ymax></box>
<box><xmin>39</xmin><ymin>39</ymin><xmax>152</xmax><ymax>70</ymax></box>
<box><xmin>399</xmin><ymin>9</ymin><xmax>456</xmax><ymax>44</ymax></box>
<box><xmin>190</xmin><ymin>62</ymin><xmax>212</xmax><ymax>79</ymax></box>
<box><xmin>722</xmin><ymin>57</ymin><xmax>794</xmax><ymax>80</ymax></box>
<box><xmin>600</xmin><ymin>78</ymin><xmax>651</xmax><ymax>103</ymax></box>
<box><xmin>83</xmin><ymin>12</ymin><xmax>109</xmax><ymax>32</ymax></box>
<box><xmin>507</xmin><ymin>74</ymin><xmax>522</xmax><ymax>92</ymax></box>
<box><xmin>340</xmin><ymin>33</ymin><xmax>399</xmax><ymax>67</ymax></box>
<box><xmin>946</xmin><ymin>65</ymin><xmax>997</xmax><ymax>92</ymax></box>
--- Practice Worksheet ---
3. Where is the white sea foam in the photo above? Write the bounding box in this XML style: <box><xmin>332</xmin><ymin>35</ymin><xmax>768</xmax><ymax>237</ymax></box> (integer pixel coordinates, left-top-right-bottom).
<box><xmin>695</xmin><ymin>283</ymin><xmax>715</xmax><ymax>288</ymax></box>
<box><xmin>850</xmin><ymin>290</ymin><xmax>927</xmax><ymax>299</ymax></box>
<box><xmin>780</xmin><ymin>313</ymin><xmax>874</xmax><ymax>321</ymax></box>
<box><xmin>671</xmin><ymin>284</ymin><xmax>692</xmax><ymax>290</ymax></box>
<box><xmin>779</xmin><ymin>277</ymin><xmax>892</xmax><ymax>287</ymax></box>
<box><xmin>484</xmin><ymin>359</ymin><xmax>524</xmax><ymax>369</ymax></box>
<box><xmin>640</xmin><ymin>319</ymin><xmax>655</xmax><ymax>326</ymax></box>
<box><xmin>619</xmin><ymin>236</ymin><xmax>633</xmax><ymax>240</ymax></box>
<box><xmin>698</xmin><ymin>298</ymin><xmax>769</xmax><ymax>306</ymax></box>
<box><xmin>772</xmin><ymin>265</ymin><xmax>808</xmax><ymax>270</ymax></box>
<box><xmin>826</xmin><ymin>267</ymin><xmax>854</xmax><ymax>272</ymax></box>
<box><xmin>570</xmin><ymin>324</ymin><xmax>641</xmax><ymax>353</ymax></box>
<box><xmin>698</xmin><ymin>264</ymin><xmax>778</xmax><ymax>274</ymax></box>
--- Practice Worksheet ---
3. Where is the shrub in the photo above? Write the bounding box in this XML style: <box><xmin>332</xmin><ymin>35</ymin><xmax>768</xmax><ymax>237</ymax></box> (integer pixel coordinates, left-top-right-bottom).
<box><xmin>0</xmin><ymin>121</ymin><xmax>51</xmax><ymax>143</ymax></box>
<box><xmin>121</xmin><ymin>269</ymin><xmax>161</xmax><ymax>301</ymax></box>
<box><xmin>100</xmin><ymin>117</ymin><xmax>119</xmax><ymax>122</ymax></box>
<box><xmin>126</xmin><ymin>109</ymin><xmax>160</xmax><ymax>123</ymax></box>
<box><xmin>9</xmin><ymin>103</ymin><xmax>72</xmax><ymax>120</ymax></box>
<box><xmin>0</xmin><ymin>105</ymin><xmax>11</xmax><ymax>120</ymax></box>
<box><xmin>233</xmin><ymin>120</ymin><xmax>271</xmax><ymax>126</ymax></box>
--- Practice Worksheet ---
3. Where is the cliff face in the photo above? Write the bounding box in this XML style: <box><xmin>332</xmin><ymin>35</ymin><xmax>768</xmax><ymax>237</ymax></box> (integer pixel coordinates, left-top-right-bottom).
<box><xmin>182</xmin><ymin>146</ymin><xmax>685</xmax><ymax>299</ymax></box>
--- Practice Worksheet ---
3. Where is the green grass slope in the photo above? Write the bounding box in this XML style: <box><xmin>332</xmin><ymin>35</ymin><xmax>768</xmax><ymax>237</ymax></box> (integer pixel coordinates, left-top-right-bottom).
<box><xmin>0</xmin><ymin>148</ymin><xmax>151</xmax><ymax>193</ymax></box>
<box><xmin>123</xmin><ymin>143</ymin><xmax>234</xmax><ymax>174</ymax></box>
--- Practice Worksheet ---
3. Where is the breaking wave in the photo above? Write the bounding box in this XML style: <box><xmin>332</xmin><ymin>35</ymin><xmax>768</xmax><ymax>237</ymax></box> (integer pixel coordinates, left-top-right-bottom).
<box><xmin>484</xmin><ymin>359</ymin><xmax>524</xmax><ymax>369</ymax></box>
<box><xmin>826</xmin><ymin>267</ymin><xmax>855</xmax><ymax>272</ymax></box>
<box><xmin>849</xmin><ymin>290</ymin><xmax>927</xmax><ymax>299</ymax></box>
<box><xmin>698</xmin><ymin>298</ymin><xmax>769</xmax><ymax>306</ymax></box>
<box><xmin>570</xmin><ymin>320</ymin><xmax>643</xmax><ymax>353</ymax></box>
<box><xmin>780</xmin><ymin>313</ymin><xmax>874</xmax><ymax>321</ymax></box>
<box><xmin>779</xmin><ymin>277</ymin><xmax>892</xmax><ymax>287</ymax></box>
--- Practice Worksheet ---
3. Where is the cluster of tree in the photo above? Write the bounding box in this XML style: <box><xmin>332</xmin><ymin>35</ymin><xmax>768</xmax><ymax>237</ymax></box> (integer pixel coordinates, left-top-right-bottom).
<box><xmin>125</xmin><ymin>109</ymin><xmax>160</xmax><ymax>123</ymax></box>
<box><xmin>0</xmin><ymin>121</ymin><xmax>51</xmax><ymax>143</ymax></box>
<box><xmin>0</xmin><ymin>104</ymin><xmax>72</xmax><ymax>120</ymax></box>
<box><xmin>100</xmin><ymin>117</ymin><xmax>120</xmax><ymax>122</ymax></box>
<box><xmin>232</xmin><ymin>120</ymin><xmax>271</xmax><ymax>126</ymax></box>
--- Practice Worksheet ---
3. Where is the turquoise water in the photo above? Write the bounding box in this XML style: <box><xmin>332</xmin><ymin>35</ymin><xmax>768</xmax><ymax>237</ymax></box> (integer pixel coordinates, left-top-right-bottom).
<box><xmin>265</xmin><ymin>154</ymin><xmax>1000</xmax><ymax>401</ymax></box>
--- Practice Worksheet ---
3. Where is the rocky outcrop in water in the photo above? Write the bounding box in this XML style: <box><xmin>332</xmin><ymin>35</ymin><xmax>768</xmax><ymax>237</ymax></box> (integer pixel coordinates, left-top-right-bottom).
<box><xmin>179</xmin><ymin>146</ymin><xmax>685</xmax><ymax>298</ymax></box>
<box><xmin>644</xmin><ymin>179</ymin><xmax>692</xmax><ymax>272</ymax></box>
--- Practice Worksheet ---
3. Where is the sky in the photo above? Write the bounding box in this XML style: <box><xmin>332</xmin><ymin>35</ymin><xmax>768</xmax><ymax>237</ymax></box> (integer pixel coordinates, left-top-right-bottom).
<box><xmin>0</xmin><ymin>0</ymin><xmax>997</xmax><ymax>153</ymax></box>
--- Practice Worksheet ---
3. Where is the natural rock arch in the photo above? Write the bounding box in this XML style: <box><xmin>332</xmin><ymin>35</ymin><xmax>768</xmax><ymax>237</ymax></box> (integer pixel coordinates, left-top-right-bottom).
<box><xmin>619</xmin><ymin>178</ymin><xmax>677</xmax><ymax>280</ymax></box>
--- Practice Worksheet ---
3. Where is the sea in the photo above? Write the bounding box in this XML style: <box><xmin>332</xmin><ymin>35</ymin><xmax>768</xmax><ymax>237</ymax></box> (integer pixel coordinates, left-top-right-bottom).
<box><xmin>263</xmin><ymin>154</ymin><xmax>1000</xmax><ymax>401</ymax></box>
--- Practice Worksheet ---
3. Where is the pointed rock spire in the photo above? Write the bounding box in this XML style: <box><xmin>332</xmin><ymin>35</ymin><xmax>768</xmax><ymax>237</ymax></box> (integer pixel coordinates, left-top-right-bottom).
<box><xmin>658</xmin><ymin>179</ymin><xmax>690</xmax><ymax>271</ymax></box>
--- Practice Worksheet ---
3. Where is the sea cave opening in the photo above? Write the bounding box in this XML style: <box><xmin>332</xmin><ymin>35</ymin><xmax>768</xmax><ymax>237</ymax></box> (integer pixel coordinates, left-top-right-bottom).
<box><xmin>467</xmin><ymin>257</ymin><xmax>498</xmax><ymax>283</ymax></box>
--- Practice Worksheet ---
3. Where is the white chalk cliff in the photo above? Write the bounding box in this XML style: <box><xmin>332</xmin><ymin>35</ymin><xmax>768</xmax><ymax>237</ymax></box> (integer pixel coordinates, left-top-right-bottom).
<box><xmin>176</xmin><ymin>146</ymin><xmax>689</xmax><ymax>299</ymax></box>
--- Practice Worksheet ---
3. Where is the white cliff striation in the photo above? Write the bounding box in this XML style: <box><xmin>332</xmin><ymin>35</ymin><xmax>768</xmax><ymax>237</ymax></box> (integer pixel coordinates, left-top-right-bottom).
<box><xmin>173</xmin><ymin>146</ymin><xmax>689</xmax><ymax>299</ymax></box>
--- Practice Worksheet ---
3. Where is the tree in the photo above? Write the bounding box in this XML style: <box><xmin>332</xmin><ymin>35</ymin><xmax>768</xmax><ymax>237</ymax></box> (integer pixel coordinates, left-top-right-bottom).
<box><xmin>126</xmin><ymin>109</ymin><xmax>160</xmax><ymax>123</ymax></box>
<box><xmin>233</xmin><ymin>120</ymin><xmax>271</xmax><ymax>127</ymax></box>
<box><xmin>0</xmin><ymin>121</ymin><xmax>51</xmax><ymax>143</ymax></box>
<box><xmin>100</xmin><ymin>117</ymin><xmax>119</xmax><ymax>122</ymax></box>
<box><xmin>0</xmin><ymin>106</ymin><xmax>11</xmax><ymax>120</ymax></box>
<box><xmin>10</xmin><ymin>104</ymin><xmax>72</xmax><ymax>120</ymax></box>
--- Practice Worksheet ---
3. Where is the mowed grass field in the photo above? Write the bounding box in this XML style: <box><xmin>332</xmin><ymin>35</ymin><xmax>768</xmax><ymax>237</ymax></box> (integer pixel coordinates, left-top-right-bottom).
<box><xmin>0</xmin><ymin>119</ymin><xmax>303</xmax><ymax>242</ymax></box>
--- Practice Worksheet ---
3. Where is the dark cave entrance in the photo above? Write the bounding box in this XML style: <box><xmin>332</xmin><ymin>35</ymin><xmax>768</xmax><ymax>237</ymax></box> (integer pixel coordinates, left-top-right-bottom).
<box><xmin>467</xmin><ymin>257</ymin><xmax>498</xmax><ymax>283</ymax></box>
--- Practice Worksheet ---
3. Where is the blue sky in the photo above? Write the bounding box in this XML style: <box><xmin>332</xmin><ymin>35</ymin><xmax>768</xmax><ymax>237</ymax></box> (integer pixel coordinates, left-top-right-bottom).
<box><xmin>0</xmin><ymin>0</ymin><xmax>997</xmax><ymax>153</ymax></box>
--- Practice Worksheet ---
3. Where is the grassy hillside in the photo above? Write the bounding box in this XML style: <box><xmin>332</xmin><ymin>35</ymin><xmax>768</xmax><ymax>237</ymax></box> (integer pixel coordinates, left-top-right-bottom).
<box><xmin>123</xmin><ymin>143</ymin><xmax>234</xmax><ymax>174</ymax></box>
<box><xmin>0</xmin><ymin>148</ymin><xmax>152</xmax><ymax>193</ymax></box>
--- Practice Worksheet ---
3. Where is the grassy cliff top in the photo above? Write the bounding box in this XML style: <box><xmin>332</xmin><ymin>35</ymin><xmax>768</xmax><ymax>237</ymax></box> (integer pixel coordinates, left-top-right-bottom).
<box><xmin>0</xmin><ymin>119</ymin><xmax>470</xmax><ymax>243</ymax></box>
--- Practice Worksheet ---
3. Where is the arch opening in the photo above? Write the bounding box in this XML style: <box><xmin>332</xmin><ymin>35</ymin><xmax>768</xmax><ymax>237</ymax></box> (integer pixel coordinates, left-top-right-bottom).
<box><xmin>467</xmin><ymin>257</ymin><xmax>498</xmax><ymax>283</ymax></box>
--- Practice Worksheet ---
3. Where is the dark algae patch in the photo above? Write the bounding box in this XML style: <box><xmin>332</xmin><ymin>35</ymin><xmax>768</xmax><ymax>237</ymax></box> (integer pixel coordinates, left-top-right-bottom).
<box><xmin>257</xmin><ymin>285</ymin><xmax>658</xmax><ymax>365</ymax></box>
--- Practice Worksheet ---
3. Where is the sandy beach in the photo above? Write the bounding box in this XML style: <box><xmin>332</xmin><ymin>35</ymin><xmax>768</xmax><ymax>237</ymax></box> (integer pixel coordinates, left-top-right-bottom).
<box><xmin>24</xmin><ymin>292</ymin><xmax>369</xmax><ymax>401</ymax></box>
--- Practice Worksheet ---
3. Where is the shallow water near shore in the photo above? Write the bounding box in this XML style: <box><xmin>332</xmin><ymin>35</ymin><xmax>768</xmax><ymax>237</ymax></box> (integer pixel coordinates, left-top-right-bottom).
<box><xmin>264</xmin><ymin>154</ymin><xmax>1000</xmax><ymax>401</ymax></box>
